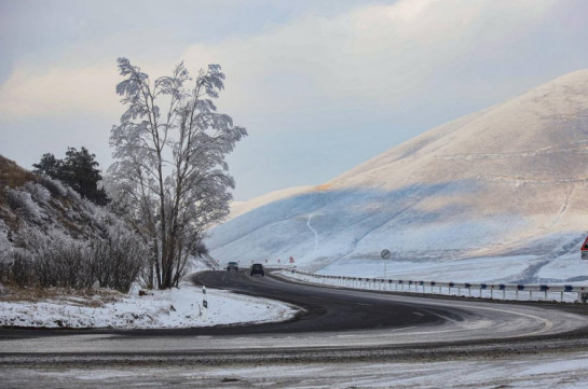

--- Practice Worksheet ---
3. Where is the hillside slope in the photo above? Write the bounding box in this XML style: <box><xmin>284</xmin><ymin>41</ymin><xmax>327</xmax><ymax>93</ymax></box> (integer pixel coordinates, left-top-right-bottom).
<box><xmin>207</xmin><ymin>70</ymin><xmax>588</xmax><ymax>284</ymax></box>
<box><xmin>0</xmin><ymin>155</ymin><xmax>146</xmax><ymax>291</ymax></box>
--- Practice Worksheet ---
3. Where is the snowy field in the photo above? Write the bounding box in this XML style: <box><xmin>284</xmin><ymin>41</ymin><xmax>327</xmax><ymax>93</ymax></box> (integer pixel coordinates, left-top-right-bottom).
<box><xmin>0</xmin><ymin>281</ymin><xmax>298</xmax><ymax>329</ymax></box>
<box><xmin>4</xmin><ymin>351</ymin><xmax>588</xmax><ymax>388</ymax></box>
<box><xmin>316</xmin><ymin>250</ymin><xmax>588</xmax><ymax>285</ymax></box>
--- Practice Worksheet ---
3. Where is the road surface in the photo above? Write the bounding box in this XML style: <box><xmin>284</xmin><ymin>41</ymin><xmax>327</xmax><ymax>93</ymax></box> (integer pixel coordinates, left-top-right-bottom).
<box><xmin>1</xmin><ymin>270</ymin><xmax>588</xmax><ymax>388</ymax></box>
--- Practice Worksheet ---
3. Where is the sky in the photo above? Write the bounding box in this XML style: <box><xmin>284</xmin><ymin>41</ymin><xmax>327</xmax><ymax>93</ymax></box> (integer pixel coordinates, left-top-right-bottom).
<box><xmin>1</xmin><ymin>0</ymin><xmax>588</xmax><ymax>201</ymax></box>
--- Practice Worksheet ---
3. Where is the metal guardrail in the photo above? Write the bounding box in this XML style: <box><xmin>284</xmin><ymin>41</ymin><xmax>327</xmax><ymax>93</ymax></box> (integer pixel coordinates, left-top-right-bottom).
<box><xmin>285</xmin><ymin>269</ymin><xmax>588</xmax><ymax>303</ymax></box>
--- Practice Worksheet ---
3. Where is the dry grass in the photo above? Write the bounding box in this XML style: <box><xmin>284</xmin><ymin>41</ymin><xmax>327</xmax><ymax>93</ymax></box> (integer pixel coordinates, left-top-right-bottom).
<box><xmin>0</xmin><ymin>155</ymin><xmax>37</xmax><ymax>190</ymax></box>
<box><xmin>0</xmin><ymin>155</ymin><xmax>38</xmax><ymax>230</ymax></box>
<box><xmin>0</xmin><ymin>285</ymin><xmax>122</xmax><ymax>308</ymax></box>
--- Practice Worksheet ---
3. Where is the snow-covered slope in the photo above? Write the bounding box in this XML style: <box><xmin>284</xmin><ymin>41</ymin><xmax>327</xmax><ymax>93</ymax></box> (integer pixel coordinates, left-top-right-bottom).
<box><xmin>207</xmin><ymin>70</ymin><xmax>588</xmax><ymax>284</ymax></box>
<box><xmin>227</xmin><ymin>186</ymin><xmax>314</xmax><ymax>221</ymax></box>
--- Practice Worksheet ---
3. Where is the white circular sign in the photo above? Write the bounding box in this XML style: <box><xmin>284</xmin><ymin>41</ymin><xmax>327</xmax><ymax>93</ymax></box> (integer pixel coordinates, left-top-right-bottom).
<box><xmin>381</xmin><ymin>249</ymin><xmax>391</xmax><ymax>259</ymax></box>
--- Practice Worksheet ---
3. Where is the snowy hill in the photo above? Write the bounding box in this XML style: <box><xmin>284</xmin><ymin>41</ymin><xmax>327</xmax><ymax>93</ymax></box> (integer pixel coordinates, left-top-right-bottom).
<box><xmin>0</xmin><ymin>155</ymin><xmax>146</xmax><ymax>292</ymax></box>
<box><xmin>207</xmin><ymin>70</ymin><xmax>588</xmax><ymax>284</ymax></box>
<box><xmin>227</xmin><ymin>186</ymin><xmax>314</xmax><ymax>222</ymax></box>
<box><xmin>0</xmin><ymin>155</ymin><xmax>112</xmax><ymax>244</ymax></box>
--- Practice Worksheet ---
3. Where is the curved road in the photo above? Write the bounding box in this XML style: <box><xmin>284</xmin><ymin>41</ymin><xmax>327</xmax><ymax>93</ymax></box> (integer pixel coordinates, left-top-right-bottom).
<box><xmin>2</xmin><ymin>269</ymin><xmax>588</xmax><ymax>389</ymax></box>
<box><xmin>1</xmin><ymin>269</ymin><xmax>587</xmax><ymax>361</ymax></box>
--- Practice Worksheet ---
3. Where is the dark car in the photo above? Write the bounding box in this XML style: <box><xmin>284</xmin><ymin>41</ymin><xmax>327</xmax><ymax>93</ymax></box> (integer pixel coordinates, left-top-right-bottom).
<box><xmin>226</xmin><ymin>261</ymin><xmax>239</xmax><ymax>271</ymax></box>
<box><xmin>250</xmin><ymin>263</ymin><xmax>264</xmax><ymax>276</ymax></box>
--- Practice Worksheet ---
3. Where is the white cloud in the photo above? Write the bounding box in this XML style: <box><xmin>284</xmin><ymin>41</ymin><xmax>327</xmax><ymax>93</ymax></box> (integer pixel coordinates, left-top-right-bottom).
<box><xmin>0</xmin><ymin>65</ymin><xmax>119</xmax><ymax>118</ymax></box>
<box><xmin>0</xmin><ymin>0</ymin><xmax>557</xmax><ymax>121</ymax></box>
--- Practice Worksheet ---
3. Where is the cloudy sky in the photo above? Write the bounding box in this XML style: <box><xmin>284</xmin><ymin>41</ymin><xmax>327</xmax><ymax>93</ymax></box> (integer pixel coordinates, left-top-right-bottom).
<box><xmin>1</xmin><ymin>0</ymin><xmax>587</xmax><ymax>200</ymax></box>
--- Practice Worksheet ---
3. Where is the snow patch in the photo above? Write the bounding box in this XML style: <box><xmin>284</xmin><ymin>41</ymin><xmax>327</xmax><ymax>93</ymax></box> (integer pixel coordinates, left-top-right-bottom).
<box><xmin>0</xmin><ymin>282</ymin><xmax>299</xmax><ymax>329</ymax></box>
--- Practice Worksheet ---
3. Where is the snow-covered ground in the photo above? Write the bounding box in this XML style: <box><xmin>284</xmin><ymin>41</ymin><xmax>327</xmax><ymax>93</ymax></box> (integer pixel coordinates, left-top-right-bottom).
<box><xmin>207</xmin><ymin>70</ymin><xmax>588</xmax><ymax>286</ymax></box>
<box><xmin>4</xmin><ymin>351</ymin><xmax>588</xmax><ymax>388</ymax></box>
<box><xmin>316</xmin><ymin>251</ymin><xmax>588</xmax><ymax>285</ymax></box>
<box><xmin>0</xmin><ymin>281</ymin><xmax>298</xmax><ymax>329</ymax></box>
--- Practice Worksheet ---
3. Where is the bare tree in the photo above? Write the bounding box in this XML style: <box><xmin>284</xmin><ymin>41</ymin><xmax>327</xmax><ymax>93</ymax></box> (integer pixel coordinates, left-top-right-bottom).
<box><xmin>108</xmin><ymin>58</ymin><xmax>247</xmax><ymax>289</ymax></box>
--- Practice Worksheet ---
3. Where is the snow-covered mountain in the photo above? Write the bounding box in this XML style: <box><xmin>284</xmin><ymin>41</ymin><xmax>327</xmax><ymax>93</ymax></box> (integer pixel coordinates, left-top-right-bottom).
<box><xmin>207</xmin><ymin>70</ymin><xmax>588</xmax><ymax>284</ymax></box>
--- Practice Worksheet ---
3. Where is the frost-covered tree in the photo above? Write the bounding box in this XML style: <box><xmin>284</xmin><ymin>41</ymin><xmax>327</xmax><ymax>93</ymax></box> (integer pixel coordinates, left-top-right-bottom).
<box><xmin>108</xmin><ymin>58</ymin><xmax>247</xmax><ymax>289</ymax></box>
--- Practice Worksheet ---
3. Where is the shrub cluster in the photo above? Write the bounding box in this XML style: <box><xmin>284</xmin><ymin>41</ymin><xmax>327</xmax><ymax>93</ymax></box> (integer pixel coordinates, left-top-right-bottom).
<box><xmin>1</xmin><ymin>225</ymin><xmax>146</xmax><ymax>293</ymax></box>
<box><xmin>0</xmin><ymin>157</ymin><xmax>148</xmax><ymax>294</ymax></box>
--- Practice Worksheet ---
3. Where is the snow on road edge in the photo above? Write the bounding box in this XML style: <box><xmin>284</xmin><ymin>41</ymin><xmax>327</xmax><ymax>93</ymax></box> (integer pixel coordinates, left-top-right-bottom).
<box><xmin>0</xmin><ymin>282</ymin><xmax>300</xmax><ymax>329</ymax></box>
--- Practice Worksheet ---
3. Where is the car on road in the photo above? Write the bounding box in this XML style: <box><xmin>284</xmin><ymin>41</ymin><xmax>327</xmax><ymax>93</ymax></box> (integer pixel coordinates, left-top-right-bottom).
<box><xmin>250</xmin><ymin>263</ymin><xmax>265</xmax><ymax>276</ymax></box>
<box><xmin>226</xmin><ymin>261</ymin><xmax>239</xmax><ymax>271</ymax></box>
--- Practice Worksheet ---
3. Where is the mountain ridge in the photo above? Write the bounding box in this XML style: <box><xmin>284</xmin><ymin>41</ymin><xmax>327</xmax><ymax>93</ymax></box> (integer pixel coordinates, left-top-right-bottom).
<box><xmin>208</xmin><ymin>69</ymin><xmax>588</xmax><ymax>283</ymax></box>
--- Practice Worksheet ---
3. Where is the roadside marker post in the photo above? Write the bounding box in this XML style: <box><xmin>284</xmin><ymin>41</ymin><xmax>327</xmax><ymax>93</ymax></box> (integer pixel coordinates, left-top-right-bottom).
<box><xmin>381</xmin><ymin>249</ymin><xmax>391</xmax><ymax>279</ymax></box>
<box><xmin>202</xmin><ymin>285</ymin><xmax>208</xmax><ymax>321</ymax></box>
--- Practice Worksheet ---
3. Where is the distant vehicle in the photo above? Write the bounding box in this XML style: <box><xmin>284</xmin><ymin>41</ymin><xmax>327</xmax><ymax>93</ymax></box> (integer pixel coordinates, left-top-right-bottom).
<box><xmin>250</xmin><ymin>263</ymin><xmax>265</xmax><ymax>276</ymax></box>
<box><xmin>226</xmin><ymin>261</ymin><xmax>239</xmax><ymax>271</ymax></box>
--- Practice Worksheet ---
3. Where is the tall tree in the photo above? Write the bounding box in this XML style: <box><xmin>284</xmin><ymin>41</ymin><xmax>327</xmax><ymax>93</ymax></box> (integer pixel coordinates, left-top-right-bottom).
<box><xmin>107</xmin><ymin>58</ymin><xmax>247</xmax><ymax>289</ymax></box>
<box><xmin>33</xmin><ymin>147</ymin><xmax>109</xmax><ymax>205</ymax></box>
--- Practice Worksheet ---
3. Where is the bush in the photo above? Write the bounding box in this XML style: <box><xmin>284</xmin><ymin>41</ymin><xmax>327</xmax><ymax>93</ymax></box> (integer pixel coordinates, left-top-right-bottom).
<box><xmin>37</xmin><ymin>175</ymin><xmax>68</xmax><ymax>198</ymax></box>
<box><xmin>89</xmin><ymin>222</ymin><xmax>146</xmax><ymax>293</ymax></box>
<box><xmin>24</xmin><ymin>182</ymin><xmax>51</xmax><ymax>205</ymax></box>
<box><xmin>4</xmin><ymin>188</ymin><xmax>43</xmax><ymax>223</ymax></box>
<box><xmin>1</xmin><ymin>225</ymin><xmax>146</xmax><ymax>293</ymax></box>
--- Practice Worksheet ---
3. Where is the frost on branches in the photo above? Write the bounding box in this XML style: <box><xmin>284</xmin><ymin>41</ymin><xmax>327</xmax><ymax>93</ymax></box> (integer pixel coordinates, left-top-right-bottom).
<box><xmin>0</xmin><ymin>167</ymin><xmax>146</xmax><ymax>293</ymax></box>
<box><xmin>108</xmin><ymin>58</ymin><xmax>247</xmax><ymax>289</ymax></box>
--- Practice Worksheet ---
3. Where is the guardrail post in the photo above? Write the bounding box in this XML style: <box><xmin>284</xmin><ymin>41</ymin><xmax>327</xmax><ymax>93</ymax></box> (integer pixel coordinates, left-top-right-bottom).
<box><xmin>286</xmin><ymin>271</ymin><xmax>582</xmax><ymax>306</ymax></box>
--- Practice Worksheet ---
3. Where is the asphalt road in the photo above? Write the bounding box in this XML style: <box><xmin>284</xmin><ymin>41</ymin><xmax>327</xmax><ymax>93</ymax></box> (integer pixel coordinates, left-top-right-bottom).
<box><xmin>2</xmin><ymin>270</ymin><xmax>588</xmax><ymax>389</ymax></box>
<box><xmin>1</xmin><ymin>270</ymin><xmax>587</xmax><ymax>360</ymax></box>
<box><xmin>189</xmin><ymin>269</ymin><xmax>458</xmax><ymax>334</ymax></box>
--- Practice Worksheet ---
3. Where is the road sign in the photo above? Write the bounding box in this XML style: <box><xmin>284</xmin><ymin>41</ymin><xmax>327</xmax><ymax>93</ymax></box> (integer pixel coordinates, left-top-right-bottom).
<box><xmin>581</xmin><ymin>236</ymin><xmax>588</xmax><ymax>260</ymax></box>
